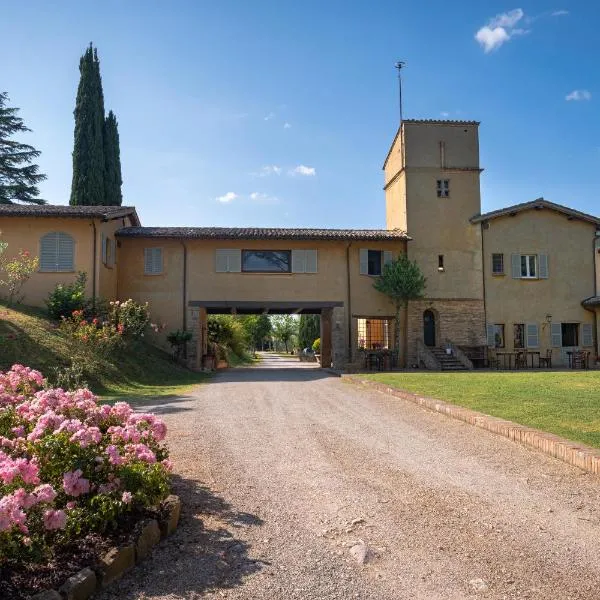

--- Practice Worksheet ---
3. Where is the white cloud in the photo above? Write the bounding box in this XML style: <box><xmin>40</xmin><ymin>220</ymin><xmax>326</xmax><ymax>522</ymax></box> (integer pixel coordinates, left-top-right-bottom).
<box><xmin>551</xmin><ymin>9</ymin><xmax>569</xmax><ymax>16</ymax></box>
<box><xmin>290</xmin><ymin>165</ymin><xmax>316</xmax><ymax>176</ymax></box>
<box><xmin>264</xmin><ymin>112</ymin><xmax>275</xmax><ymax>121</ymax></box>
<box><xmin>283</xmin><ymin>122</ymin><xmax>292</xmax><ymax>129</ymax></box>
<box><xmin>566</xmin><ymin>89</ymin><xmax>592</xmax><ymax>101</ymax></box>
<box><xmin>255</xmin><ymin>165</ymin><xmax>282</xmax><ymax>177</ymax></box>
<box><xmin>475</xmin><ymin>8</ymin><xmax>528</xmax><ymax>53</ymax></box>
<box><xmin>440</xmin><ymin>111</ymin><xmax>450</xmax><ymax>117</ymax></box>
<box><xmin>249</xmin><ymin>192</ymin><xmax>279</xmax><ymax>204</ymax></box>
<box><xmin>216</xmin><ymin>192</ymin><xmax>238</xmax><ymax>203</ymax></box>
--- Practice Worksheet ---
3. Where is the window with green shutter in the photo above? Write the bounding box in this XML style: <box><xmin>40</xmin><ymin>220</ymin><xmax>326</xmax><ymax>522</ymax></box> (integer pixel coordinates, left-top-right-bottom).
<box><xmin>39</xmin><ymin>232</ymin><xmax>75</xmax><ymax>272</ymax></box>
<box><xmin>144</xmin><ymin>248</ymin><xmax>163</xmax><ymax>275</ymax></box>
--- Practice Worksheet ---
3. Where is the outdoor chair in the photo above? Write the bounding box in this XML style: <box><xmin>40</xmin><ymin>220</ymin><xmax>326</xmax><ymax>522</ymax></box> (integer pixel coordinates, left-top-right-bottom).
<box><xmin>572</xmin><ymin>351</ymin><xmax>585</xmax><ymax>369</ymax></box>
<box><xmin>514</xmin><ymin>351</ymin><xmax>527</xmax><ymax>369</ymax></box>
<box><xmin>487</xmin><ymin>348</ymin><xmax>499</xmax><ymax>370</ymax></box>
<box><xmin>538</xmin><ymin>349</ymin><xmax>552</xmax><ymax>368</ymax></box>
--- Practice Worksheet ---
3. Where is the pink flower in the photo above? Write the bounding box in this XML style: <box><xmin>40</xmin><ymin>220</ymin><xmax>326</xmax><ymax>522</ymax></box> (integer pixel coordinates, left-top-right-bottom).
<box><xmin>66</xmin><ymin>501</ymin><xmax>76</xmax><ymax>510</ymax></box>
<box><xmin>63</xmin><ymin>470</ymin><xmax>90</xmax><ymax>497</ymax></box>
<box><xmin>43</xmin><ymin>509</ymin><xmax>67</xmax><ymax>530</ymax></box>
<box><xmin>121</xmin><ymin>491</ymin><xmax>132</xmax><ymax>504</ymax></box>
<box><xmin>34</xmin><ymin>484</ymin><xmax>57</xmax><ymax>504</ymax></box>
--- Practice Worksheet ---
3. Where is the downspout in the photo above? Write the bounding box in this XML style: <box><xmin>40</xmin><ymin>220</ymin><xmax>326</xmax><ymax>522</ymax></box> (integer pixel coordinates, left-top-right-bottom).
<box><xmin>180</xmin><ymin>241</ymin><xmax>188</xmax><ymax>357</ymax></box>
<box><xmin>346</xmin><ymin>242</ymin><xmax>353</xmax><ymax>362</ymax></box>
<box><xmin>481</xmin><ymin>221</ymin><xmax>488</xmax><ymax>345</ymax></box>
<box><xmin>91</xmin><ymin>221</ymin><xmax>97</xmax><ymax>306</ymax></box>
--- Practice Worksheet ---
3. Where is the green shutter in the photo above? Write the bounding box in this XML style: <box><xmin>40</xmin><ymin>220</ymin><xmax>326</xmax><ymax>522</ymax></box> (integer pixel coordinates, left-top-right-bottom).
<box><xmin>359</xmin><ymin>249</ymin><xmax>369</xmax><ymax>275</ymax></box>
<box><xmin>486</xmin><ymin>324</ymin><xmax>495</xmax><ymax>347</ymax></box>
<box><xmin>305</xmin><ymin>249</ymin><xmax>318</xmax><ymax>273</ymax></box>
<box><xmin>511</xmin><ymin>254</ymin><xmax>521</xmax><ymax>279</ymax></box>
<box><xmin>101</xmin><ymin>233</ymin><xmax>107</xmax><ymax>264</ymax></box>
<box><xmin>215</xmin><ymin>249</ymin><xmax>228</xmax><ymax>272</ymax></box>
<box><xmin>291</xmin><ymin>250</ymin><xmax>306</xmax><ymax>273</ymax></box>
<box><xmin>582</xmin><ymin>323</ymin><xmax>593</xmax><ymax>347</ymax></box>
<box><xmin>538</xmin><ymin>254</ymin><xmax>549</xmax><ymax>279</ymax></box>
<box><xmin>383</xmin><ymin>251</ymin><xmax>393</xmax><ymax>267</ymax></box>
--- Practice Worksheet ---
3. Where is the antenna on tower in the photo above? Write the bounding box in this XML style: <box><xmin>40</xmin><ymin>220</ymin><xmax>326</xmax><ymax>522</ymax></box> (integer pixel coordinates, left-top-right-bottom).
<box><xmin>394</xmin><ymin>61</ymin><xmax>406</xmax><ymax>124</ymax></box>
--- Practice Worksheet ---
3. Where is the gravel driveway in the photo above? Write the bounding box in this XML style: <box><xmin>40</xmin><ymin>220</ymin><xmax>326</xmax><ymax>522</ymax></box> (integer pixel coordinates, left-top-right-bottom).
<box><xmin>98</xmin><ymin>354</ymin><xmax>600</xmax><ymax>599</ymax></box>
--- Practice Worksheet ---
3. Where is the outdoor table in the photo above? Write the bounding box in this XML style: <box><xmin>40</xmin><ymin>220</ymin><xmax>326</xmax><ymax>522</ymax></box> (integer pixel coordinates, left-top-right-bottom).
<box><xmin>495</xmin><ymin>351</ymin><xmax>516</xmax><ymax>370</ymax></box>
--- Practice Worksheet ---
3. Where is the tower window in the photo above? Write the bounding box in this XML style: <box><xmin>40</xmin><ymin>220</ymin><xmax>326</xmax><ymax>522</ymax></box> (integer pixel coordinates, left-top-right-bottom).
<box><xmin>438</xmin><ymin>255</ymin><xmax>445</xmax><ymax>271</ymax></box>
<box><xmin>437</xmin><ymin>179</ymin><xmax>450</xmax><ymax>198</ymax></box>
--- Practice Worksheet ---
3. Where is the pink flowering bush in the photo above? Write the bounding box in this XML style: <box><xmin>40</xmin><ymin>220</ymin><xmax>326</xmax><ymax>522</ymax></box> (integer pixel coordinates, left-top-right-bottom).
<box><xmin>0</xmin><ymin>364</ymin><xmax>171</xmax><ymax>564</ymax></box>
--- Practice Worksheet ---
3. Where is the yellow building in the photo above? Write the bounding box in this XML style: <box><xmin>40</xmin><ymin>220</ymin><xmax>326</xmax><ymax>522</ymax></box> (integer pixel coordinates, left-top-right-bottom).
<box><xmin>0</xmin><ymin>118</ymin><xmax>598</xmax><ymax>370</ymax></box>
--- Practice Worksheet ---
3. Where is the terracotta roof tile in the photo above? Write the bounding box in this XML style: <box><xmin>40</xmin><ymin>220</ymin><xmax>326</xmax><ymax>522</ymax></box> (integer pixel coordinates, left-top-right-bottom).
<box><xmin>0</xmin><ymin>204</ymin><xmax>140</xmax><ymax>225</ymax></box>
<box><xmin>116</xmin><ymin>227</ymin><xmax>410</xmax><ymax>241</ymax></box>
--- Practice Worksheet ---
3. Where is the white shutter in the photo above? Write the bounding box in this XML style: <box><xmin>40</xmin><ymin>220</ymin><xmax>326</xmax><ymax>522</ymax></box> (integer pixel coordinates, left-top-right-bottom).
<box><xmin>305</xmin><ymin>249</ymin><xmax>318</xmax><ymax>273</ymax></box>
<box><xmin>486</xmin><ymin>324</ymin><xmax>495</xmax><ymax>347</ymax></box>
<box><xmin>215</xmin><ymin>249</ymin><xmax>228</xmax><ymax>272</ymax></box>
<box><xmin>383</xmin><ymin>251</ymin><xmax>393</xmax><ymax>267</ymax></box>
<box><xmin>359</xmin><ymin>248</ymin><xmax>369</xmax><ymax>275</ymax></box>
<box><xmin>227</xmin><ymin>249</ymin><xmax>241</xmax><ymax>272</ymax></box>
<box><xmin>582</xmin><ymin>323</ymin><xmax>593</xmax><ymax>347</ymax></box>
<box><xmin>291</xmin><ymin>250</ymin><xmax>306</xmax><ymax>273</ymax></box>
<box><xmin>40</xmin><ymin>232</ymin><xmax>58</xmax><ymax>271</ymax></box>
<box><xmin>144</xmin><ymin>248</ymin><xmax>162</xmax><ymax>275</ymax></box>
<box><xmin>511</xmin><ymin>254</ymin><xmax>521</xmax><ymax>279</ymax></box>
<box><xmin>526</xmin><ymin>323</ymin><xmax>539</xmax><ymax>348</ymax></box>
<box><xmin>538</xmin><ymin>253</ymin><xmax>549</xmax><ymax>279</ymax></box>
<box><xmin>551</xmin><ymin>322</ymin><xmax>562</xmax><ymax>347</ymax></box>
<box><xmin>101</xmin><ymin>233</ymin><xmax>107</xmax><ymax>264</ymax></box>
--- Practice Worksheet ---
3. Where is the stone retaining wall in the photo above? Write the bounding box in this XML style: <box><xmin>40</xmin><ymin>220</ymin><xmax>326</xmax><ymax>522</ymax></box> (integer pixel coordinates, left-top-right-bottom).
<box><xmin>31</xmin><ymin>495</ymin><xmax>182</xmax><ymax>600</ymax></box>
<box><xmin>346</xmin><ymin>377</ymin><xmax>600</xmax><ymax>475</ymax></box>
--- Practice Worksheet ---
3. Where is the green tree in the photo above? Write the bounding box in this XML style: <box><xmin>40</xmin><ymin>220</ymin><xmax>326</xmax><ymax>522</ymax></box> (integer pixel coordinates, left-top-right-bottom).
<box><xmin>298</xmin><ymin>314</ymin><xmax>320</xmax><ymax>349</ymax></box>
<box><xmin>271</xmin><ymin>315</ymin><xmax>298</xmax><ymax>353</ymax></box>
<box><xmin>103</xmin><ymin>110</ymin><xmax>123</xmax><ymax>206</ymax></box>
<box><xmin>373</xmin><ymin>254</ymin><xmax>426</xmax><ymax>366</ymax></box>
<box><xmin>241</xmin><ymin>314</ymin><xmax>272</xmax><ymax>352</ymax></box>
<box><xmin>70</xmin><ymin>44</ymin><xmax>106</xmax><ymax>206</ymax></box>
<box><xmin>0</xmin><ymin>92</ymin><xmax>47</xmax><ymax>205</ymax></box>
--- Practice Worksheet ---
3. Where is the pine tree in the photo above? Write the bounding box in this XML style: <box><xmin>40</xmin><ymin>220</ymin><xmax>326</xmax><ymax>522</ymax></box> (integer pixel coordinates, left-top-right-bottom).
<box><xmin>0</xmin><ymin>92</ymin><xmax>47</xmax><ymax>205</ymax></box>
<box><xmin>70</xmin><ymin>44</ymin><xmax>106</xmax><ymax>206</ymax></box>
<box><xmin>103</xmin><ymin>110</ymin><xmax>122</xmax><ymax>206</ymax></box>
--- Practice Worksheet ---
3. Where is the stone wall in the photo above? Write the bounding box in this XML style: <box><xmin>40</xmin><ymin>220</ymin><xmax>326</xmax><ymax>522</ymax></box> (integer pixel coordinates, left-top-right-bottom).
<box><xmin>331</xmin><ymin>306</ymin><xmax>346</xmax><ymax>370</ymax></box>
<box><xmin>407</xmin><ymin>299</ymin><xmax>485</xmax><ymax>368</ymax></box>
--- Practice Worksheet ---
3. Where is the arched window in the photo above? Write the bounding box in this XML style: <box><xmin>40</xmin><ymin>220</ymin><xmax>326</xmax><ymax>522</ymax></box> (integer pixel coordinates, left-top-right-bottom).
<box><xmin>40</xmin><ymin>232</ymin><xmax>75</xmax><ymax>272</ymax></box>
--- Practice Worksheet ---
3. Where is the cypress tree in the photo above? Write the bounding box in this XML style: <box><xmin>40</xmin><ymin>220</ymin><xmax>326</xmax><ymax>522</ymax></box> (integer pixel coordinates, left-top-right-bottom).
<box><xmin>0</xmin><ymin>92</ymin><xmax>47</xmax><ymax>204</ymax></box>
<box><xmin>103</xmin><ymin>110</ymin><xmax>122</xmax><ymax>206</ymax></box>
<box><xmin>70</xmin><ymin>44</ymin><xmax>106</xmax><ymax>206</ymax></box>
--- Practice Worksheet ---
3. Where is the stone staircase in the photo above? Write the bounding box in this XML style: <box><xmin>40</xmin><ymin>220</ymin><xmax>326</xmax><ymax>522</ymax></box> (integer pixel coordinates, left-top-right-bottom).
<box><xmin>429</xmin><ymin>347</ymin><xmax>469</xmax><ymax>371</ymax></box>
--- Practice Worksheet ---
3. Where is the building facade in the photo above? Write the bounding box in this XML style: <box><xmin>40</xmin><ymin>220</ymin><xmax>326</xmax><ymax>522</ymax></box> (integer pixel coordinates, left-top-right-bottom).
<box><xmin>0</xmin><ymin>119</ymin><xmax>598</xmax><ymax>369</ymax></box>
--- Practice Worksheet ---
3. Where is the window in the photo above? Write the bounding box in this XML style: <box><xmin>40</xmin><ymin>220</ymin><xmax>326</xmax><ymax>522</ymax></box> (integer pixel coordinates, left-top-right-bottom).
<box><xmin>511</xmin><ymin>254</ymin><xmax>548</xmax><ymax>279</ymax></box>
<box><xmin>513</xmin><ymin>323</ymin><xmax>525</xmax><ymax>349</ymax></box>
<box><xmin>487</xmin><ymin>324</ymin><xmax>505</xmax><ymax>348</ymax></box>
<box><xmin>436</xmin><ymin>179</ymin><xmax>449</xmax><ymax>198</ymax></box>
<box><xmin>561</xmin><ymin>323</ymin><xmax>579</xmax><ymax>347</ymax></box>
<box><xmin>357</xmin><ymin>318</ymin><xmax>391</xmax><ymax>350</ymax></box>
<box><xmin>492</xmin><ymin>253</ymin><xmax>504</xmax><ymax>275</ymax></box>
<box><xmin>359</xmin><ymin>249</ymin><xmax>393</xmax><ymax>276</ymax></box>
<box><xmin>242</xmin><ymin>250</ymin><xmax>291</xmax><ymax>273</ymax></box>
<box><xmin>144</xmin><ymin>247</ymin><xmax>163</xmax><ymax>275</ymax></box>
<box><xmin>40</xmin><ymin>232</ymin><xmax>74</xmax><ymax>272</ymax></box>
<box><xmin>291</xmin><ymin>249</ymin><xmax>318</xmax><ymax>273</ymax></box>
<box><xmin>438</xmin><ymin>255</ymin><xmax>444</xmax><ymax>271</ymax></box>
<box><xmin>215</xmin><ymin>249</ymin><xmax>241</xmax><ymax>272</ymax></box>
<box><xmin>520</xmin><ymin>254</ymin><xmax>537</xmax><ymax>278</ymax></box>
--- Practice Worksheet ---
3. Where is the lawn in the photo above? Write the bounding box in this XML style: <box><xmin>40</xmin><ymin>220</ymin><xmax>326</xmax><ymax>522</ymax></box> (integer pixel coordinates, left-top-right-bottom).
<box><xmin>363</xmin><ymin>370</ymin><xmax>600</xmax><ymax>449</ymax></box>
<box><xmin>0</xmin><ymin>303</ymin><xmax>207</xmax><ymax>401</ymax></box>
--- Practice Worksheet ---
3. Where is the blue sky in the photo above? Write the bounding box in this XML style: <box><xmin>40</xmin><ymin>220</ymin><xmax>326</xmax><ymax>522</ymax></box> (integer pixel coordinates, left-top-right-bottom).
<box><xmin>0</xmin><ymin>1</ymin><xmax>597</xmax><ymax>228</ymax></box>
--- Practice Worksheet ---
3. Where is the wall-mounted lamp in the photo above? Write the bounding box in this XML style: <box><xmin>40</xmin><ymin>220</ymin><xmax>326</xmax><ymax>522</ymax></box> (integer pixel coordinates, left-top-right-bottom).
<box><xmin>545</xmin><ymin>314</ymin><xmax>552</xmax><ymax>323</ymax></box>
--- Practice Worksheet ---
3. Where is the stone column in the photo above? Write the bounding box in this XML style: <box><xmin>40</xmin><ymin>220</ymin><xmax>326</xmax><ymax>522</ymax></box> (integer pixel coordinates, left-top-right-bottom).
<box><xmin>320</xmin><ymin>308</ymin><xmax>332</xmax><ymax>368</ymax></box>
<box><xmin>187</xmin><ymin>306</ymin><xmax>208</xmax><ymax>371</ymax></box>
<box><xmin>331</xmin><ymin>306</ymin><xmax>346</xmax><ymax>370</ymax></box>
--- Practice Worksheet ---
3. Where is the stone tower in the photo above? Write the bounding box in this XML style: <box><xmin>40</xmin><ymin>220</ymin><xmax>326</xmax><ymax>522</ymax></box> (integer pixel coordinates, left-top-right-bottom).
<box><xmin>383</xmin><ymin>120</ymin><xmax>486</xmax><ymax>365</ymax></box>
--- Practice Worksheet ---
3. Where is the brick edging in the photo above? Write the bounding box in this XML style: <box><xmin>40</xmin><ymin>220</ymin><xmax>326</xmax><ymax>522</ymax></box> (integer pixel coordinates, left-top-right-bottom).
<box><xmin>345</xmin><ymin>376</ymin><xmax>600</xmax><ymax>475</ymax></box>
<box><xmin>30</xmin><ymin>494</ymin><xmax>182</xmax><ymax>600</ymax></box>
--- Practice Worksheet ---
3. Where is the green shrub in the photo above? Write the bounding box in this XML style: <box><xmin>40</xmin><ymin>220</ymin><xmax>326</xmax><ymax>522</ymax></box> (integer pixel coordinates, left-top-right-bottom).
<box><xmin>108</xmin><ymin>299</ymin><xmax>151</xmax><ymax>338</ymax></box>
<box><xmin>312</xmin><ymin>337</ymin><xmax>321</xmax><ymax>353</ymax></box>
<box><xmin>46</xmin><ymin>272</ymin><xmax>87</xmax><ymax>319</ymax></box>
<box><xmin>50</xmin><ymin>361</ymin><xmax>88</xmax><ymax>391</ymax></box>
<box><xmin>208</xmin><ymin>315</ymin><xmax>248</xmax><ymax>358</ymax></box>
<box><xmin>166</xmin><ymin>329</ymin><xmax>192</xmax><ymax>361</ymax></box>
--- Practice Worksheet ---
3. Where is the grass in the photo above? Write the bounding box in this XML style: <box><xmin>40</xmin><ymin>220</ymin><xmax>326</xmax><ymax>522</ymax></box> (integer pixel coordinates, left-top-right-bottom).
<box><xmin>364</xmin><ymin>370</ymin><xmax>600</xmax><ymax>449</ymax></box>
<box><xmin>0</xmin><ymin>303</ymin><xmax>207</xmax><ymax>401</ymax></box>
